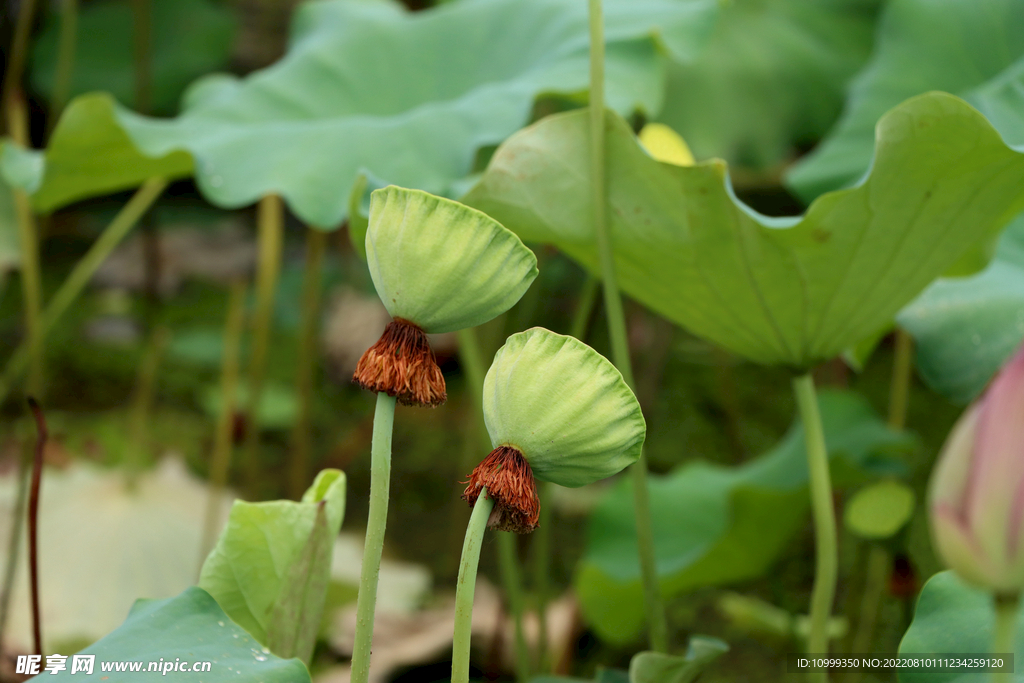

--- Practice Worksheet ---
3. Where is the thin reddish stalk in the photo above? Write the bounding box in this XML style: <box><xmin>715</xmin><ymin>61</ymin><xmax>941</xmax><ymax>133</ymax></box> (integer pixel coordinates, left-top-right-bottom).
<box><xmin>26</xmin><ymin>397</ymin><xmax>47</xmax><ymax>656</ymax></box>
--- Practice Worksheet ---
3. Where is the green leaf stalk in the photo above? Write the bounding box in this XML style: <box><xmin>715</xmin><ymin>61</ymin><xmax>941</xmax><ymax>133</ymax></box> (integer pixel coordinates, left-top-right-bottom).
<box><xmin>9</xmin><ymin>97</ymin><xmax>44</xmax><ymax>398</ymax></box>
<box><xmin>200</xmin><ymin>281</ymin><xmax>247</xmax><ymax>564</ymax></box>
<box><xmin>242</xmin><ymin>194</ymin><xmax>284</xmax><ymax>490</ymax></box>
<box><xmin>48</xmin><ymin>0</ymin><xmax>79</xmax><ymax>132</ymax></box>
<box><xmin>792</xmin><ymin>373</ymin><xmax>838</xmax><ymax>680</ymax></box>
<box><xmin>991</xmin><ymin>593</ymin><xmax>1019</xmax><ymax>683</ymax></box>
<box><xmin>588</xmin><ymin>0</ymin><xmax>667</xmax><ymax>653</ymax></box>
<box><xmin>451</xmin><ymin>489</ymin><xmax>494</xmax><ymax>683</ymax></box>
<box><xmin>0</xmin><ymin>177</ymin><xmax>167</xmax><ymax>405</ymax></box>
<box><xmin>349</xmin><ymin>392</ymin><xmax>395</xmax><ymax>683</ymax></box>
<box><xmin>288</xmin><ymin>227</ymin><xmax>328</xmax><ymax>499</ymax></box>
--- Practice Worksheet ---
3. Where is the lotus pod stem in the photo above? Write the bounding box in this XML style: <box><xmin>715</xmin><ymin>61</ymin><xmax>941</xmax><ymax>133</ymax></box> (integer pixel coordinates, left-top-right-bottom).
<box><xmin>349</xmin><ymin>392</ymin><xmax>396</xmax><ymax>683</ymax></box>
<box><xmin>451</xmin><ymin>488</ymin><xmax>495</xmax><ymax>683</ymax></box>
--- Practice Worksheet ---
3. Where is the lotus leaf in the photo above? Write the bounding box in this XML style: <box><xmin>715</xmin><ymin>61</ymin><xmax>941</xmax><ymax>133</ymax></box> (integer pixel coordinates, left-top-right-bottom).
<box><xmin>464</xmin><ymin>94</ymin><xmax>1024</xmax><ymax>367</ymax></box>
<box><xmin>44</xmin><ymin>587</ymin><xmax>310</xmax><ymax>682</ymax></box>
<box><xmin>899</xmin><ymin>214</ymin><xmax>1024</xmax><ymax>403</ymax></box>
<box><xmin>573</xmin><ymin>390</ymin><xmax>912</xmax><ymax>643</ymax></box>
<box><xmin>199</xmin><ymin>469</ymin><xmax>345</xmax><ymax>661</ymax></box>
<box><xmin>657</xmin><ymin>0</ymin><xmax>881</xmax><ymax>169</ymax></box>
<box><xmin>787</xmin><ymin>0</ymin><xmax>1024</xmax><ymax>200</ymax></box>
<box><xmin>15</xmin><ymin>0</ymin><xmax>718</xmax><ymax>222</ymax></box>
<box><xmin>899</xmin><ymin>571</ymin><xmax>1024</xmax><ymax>682</ymax></box>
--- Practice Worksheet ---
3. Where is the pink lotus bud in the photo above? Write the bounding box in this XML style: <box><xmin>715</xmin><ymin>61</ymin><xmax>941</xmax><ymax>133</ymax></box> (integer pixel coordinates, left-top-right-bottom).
<box><xmin>930</xmin><ymin>344</ymin><xmax>1024</xmax><ymax>592</ymax></box>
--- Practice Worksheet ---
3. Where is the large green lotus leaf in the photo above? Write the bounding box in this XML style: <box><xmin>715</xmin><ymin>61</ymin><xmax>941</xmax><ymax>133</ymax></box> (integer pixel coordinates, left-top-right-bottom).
<box><xmin>899</xmin><ymin>571</ymin><xmax>1023</xmax><ymax>682</ymax></box>
<box><xmin>898</xmin><ymin>214</ymin><xmax>1024</xmax><ymax>404</ymax></box>
<box><xmin>198</xmin><ymin>469</ymin><xmax>345</xmax><ymax>662</ymax></box>
<box><xmin>45</xmin><ymin>586</ymin><xmax>310</xmax><ymax>682</ymax></box>
<box><xmin>1</xmin><ymin>93</ymin><xmax>193</xmax><ymax>212</ymax></box>
<box><xmin>463</xmin><ymin>94</ymin><xmax>1024</xmax><ymax>368</ymax></box>
<box><xmin>30</xmin><ymin>0</ymin><xmax>235</xmax><ymax>115</ymax></box>
<box><xmin>50</xmin><ymin>0</ymin><xmax>717</xmax><ymax>229</ymax></box>
<box><xmin>786</xmin><ymin>0</ymin><xmax>1024</xmax><ymax>201</ymax></box>
<box><xmin>656</xmin><ymin>0</ymin><xmax>880</xmax><ymax>169</ymax></box>
<box><xmin>574</xmin><ymin>390</ymin><xmax>913</xmax><ymax>644</ymax></box>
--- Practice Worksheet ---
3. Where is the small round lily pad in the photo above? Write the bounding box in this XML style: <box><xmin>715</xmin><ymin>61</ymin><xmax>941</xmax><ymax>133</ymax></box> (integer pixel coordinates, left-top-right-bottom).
<box><xmin>844</xmin><ymin>479</ymin><xmax>916</xmax><ymax>540</ymax></box>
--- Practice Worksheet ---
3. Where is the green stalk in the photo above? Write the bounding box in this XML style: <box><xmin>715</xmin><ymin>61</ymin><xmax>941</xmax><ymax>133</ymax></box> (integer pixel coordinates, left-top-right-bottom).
<box><xmin>8</xmin><ymin>96</ymin><xmax>44</xmax><ymax>398</ymax></box>
<box><xmin>287</xmin><ymin>227</ymin><xmax>327</xmax><ymax>499</ymax></box>
<box><xmin>125</xmin><ymin>325</ymin><xmax>168</xmax><ymax>487</ymax></box>
<box><xmin>457</xmin><ymin>326</ymin><xmax>533</xmax><ymax>677</ymax></box>
<box><xmin>532</xmin><ymin>480</ymin><xmax>553</xmax><ymax>672</ymax></box>
<box><xmin>452</xmin><ymin>489</ymin><xmax>496</xmax><ymax>683</ymax></box>
<box><xmin>48</xmin><ymin>0</ymin><xmax>79</xmax><ymax>131</ymax></box>
<box><xmin>888</xmin><ymin>330</ymin><xmax>913</xmax><ymax>432</ymax></box>
<box><xmin>241</xmin><ymin>194</ymin><xmax>284</xmax><ymax>489</ymax></box>
<box><xmin>349</xmin><ymin>392</ymin><xmax>397</xmax><ymax>683</ymax></box>
<box><xmin>1</xmin><ymin>0</ymin><xmax>40</xmax><ymax>130</ymax></box>
<box><xmin>848</xmin><ymin>545</ymin><xmax>888</xmax><ymax>662</ymax></box>
<box><xmin>991</xmin><ymin>593</ymin><xmax>1019</xmax><ymax>683</ymax></box>
<box><xmin>456</xmin><ymin>327</ymin><xmax>490</xmax><ymax>449</ymax></box>
<box><xmin>497</xmin><ymin>532</ymin><xmax>531</xmax><ymax>682</ymax></box>
<box><xmin>12</xmin><ymin>188</ymin><xmax>43</xmax><ymax>398</ymax></box>
<box><xmin>792</xmin><ymin>373</ymin><xmax>837</xmax><ymax>682</ymax></box>
<box><xmin>569</xmin><ymin>275</ymin><xmax>599</xmax><ymax>341</ymax></box>
<box><xmin>588</xmin><ymin>0</ymin><xmax>667</xmax><ymax>653</ymax></box>
<box><xmin>0</xmin><ymin>178</ymin><xmax>167</xmax><ymax>405</ymax></box>
<box><xmin>200</xmin><ymin>281</ymin><xmax>247</xmax><ymax>565</ymax></box>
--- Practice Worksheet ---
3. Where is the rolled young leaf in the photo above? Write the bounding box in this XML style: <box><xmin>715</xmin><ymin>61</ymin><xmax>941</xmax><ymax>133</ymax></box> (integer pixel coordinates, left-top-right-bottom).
<box><xmin>366</xmin><ymin>186</ymin><xmax>538</xmax><ymax>334</ymax></box>
<box><xmin>198</xmin><ymin>469</ymin><xmax>345</xmax><ymax>662</ymax></box>
<box><xmin>481</xmin><ymin>328</ymin><xmax>645</xmax><ymax>488</ymax></box>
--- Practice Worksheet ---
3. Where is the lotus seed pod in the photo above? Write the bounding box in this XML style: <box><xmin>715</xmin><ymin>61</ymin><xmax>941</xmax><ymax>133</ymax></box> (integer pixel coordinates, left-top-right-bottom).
<box><xmin>365</xmin><ymin>186</ymin><xmax>538</xmax><ymax>334</ymax></box>
<box><xmin>463</xmin><ymin>328</ymin><xmax>646</xmax><ymax>532</ymax></box>
<box><xmin>354</xmin><ymin>186</ymin><xmax>538</xmax><ymax>406</ymax></box>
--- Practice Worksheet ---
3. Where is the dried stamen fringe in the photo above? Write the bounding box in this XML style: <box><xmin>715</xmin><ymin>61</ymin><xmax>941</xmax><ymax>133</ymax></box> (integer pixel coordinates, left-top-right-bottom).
<box><xmin>462</xmin><ymin>446</ymin><xmax>539</xmax><ymax>534</ymax></box>
<box><xmin>353</xmin><ymin>318</ymin><xmax>446</xmax><ymax>407</ymax></box>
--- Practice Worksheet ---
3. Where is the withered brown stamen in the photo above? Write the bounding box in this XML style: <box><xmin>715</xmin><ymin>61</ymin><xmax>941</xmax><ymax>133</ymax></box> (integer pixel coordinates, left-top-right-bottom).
<box><xmin>462</xmin><ymin>445</ymin><xmax>539</xmax><ymax>534</ymax></box>
<box><xmin>353</xmin><ymin>318</ymin><xmax>446</xmax><ymax>407</ymax></box>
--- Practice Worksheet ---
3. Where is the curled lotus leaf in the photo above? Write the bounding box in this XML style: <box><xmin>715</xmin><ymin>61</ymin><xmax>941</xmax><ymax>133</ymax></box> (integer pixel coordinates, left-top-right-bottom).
<box><xmin>464</xmin><ymin>93</ymin><xmax>1024</xmax><ymax>368</ymax></box>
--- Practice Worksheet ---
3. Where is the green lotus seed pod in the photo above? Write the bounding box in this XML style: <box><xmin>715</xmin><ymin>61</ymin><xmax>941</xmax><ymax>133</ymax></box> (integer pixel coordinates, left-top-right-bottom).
<box><xmin>365</xmin><ymin>186</ymin><xmax>538</xmax><ymax>334</ymax></box>
<box><xmin>483</xmin><ymin>328</ymin><xmax>645</xmax><ymax>486</ymax></box>
<box><xmin>354</xmin><ymin>186</ymin><xmax>538</xmax><ymax>406</ymax></box>
<box><xmin>463</xmin><ymin>328</ymin><xmax>645</xmax><ymax>533</ymax></box>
